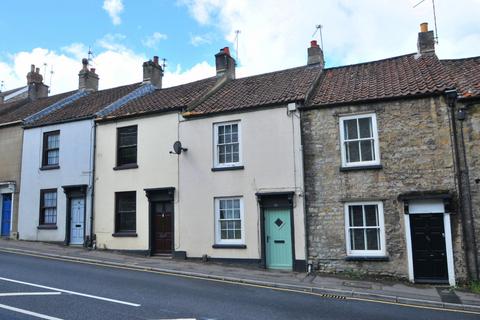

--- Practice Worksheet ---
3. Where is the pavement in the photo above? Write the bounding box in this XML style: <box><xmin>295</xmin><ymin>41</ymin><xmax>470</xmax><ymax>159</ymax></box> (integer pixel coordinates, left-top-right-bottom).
<box><xmin>0</xmin><ymin>238</ymin><xmax>479</xmax><ymax>314</ymax></box>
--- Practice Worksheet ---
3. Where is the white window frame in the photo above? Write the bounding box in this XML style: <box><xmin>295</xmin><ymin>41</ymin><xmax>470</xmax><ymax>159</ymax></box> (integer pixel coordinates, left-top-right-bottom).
<box><xmin>213</xmin><ymin>121</ymin><xmax>242</xmax><ymax>168</ymax></box>
<box><xmin>344</xmin><ymin>201</ymin><xmax>386</xmax><ymax>257</ymax></box>
<box><xmin>214</xmin><ymin>197</ymin><xmax>245</xmax><ymax>245</ymax></box>
<box><xmin>339</xmin><ymin>113</ymin><xmax>380</xmax><ymax>168</ymax></box>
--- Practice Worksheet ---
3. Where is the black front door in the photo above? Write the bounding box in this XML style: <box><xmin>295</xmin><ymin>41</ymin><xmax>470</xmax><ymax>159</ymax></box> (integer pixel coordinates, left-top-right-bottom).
<box><xmin>410</xmin><ymin>214</ymin><xmax>448</xmax><ymax>282</ymax></box>
<box><xmin>151</xmin><ymin>201</ymin><xmax>174</xmax><ymax>254</ymax></box>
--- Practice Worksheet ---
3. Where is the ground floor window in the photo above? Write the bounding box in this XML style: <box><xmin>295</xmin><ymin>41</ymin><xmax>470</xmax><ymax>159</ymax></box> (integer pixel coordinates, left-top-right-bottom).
<box><xmin>39</xmin><ymin>189</ymin><xmax>57</xmax><ymax>225</ymax></box>
<box><xmin>115</xmin><ymin>191</ymin><xmax>136</xmax><ymax>233</ymax></box>
<box><xmin>215</xmin><ymin>197</ymin><xmax>244</xmax><ymax>245</ymax></box>
<box><xmin>344</xmin><ymin>201</ymin><xmax>385</xmax><ymax>256</ymax></box>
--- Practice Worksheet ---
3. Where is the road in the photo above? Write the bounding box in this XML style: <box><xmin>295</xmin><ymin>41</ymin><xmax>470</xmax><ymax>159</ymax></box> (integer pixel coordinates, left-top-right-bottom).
<box><xmin>0</xmin><ymin>251</ymin><xmax>476</xmax><ymax>320</ymax></box>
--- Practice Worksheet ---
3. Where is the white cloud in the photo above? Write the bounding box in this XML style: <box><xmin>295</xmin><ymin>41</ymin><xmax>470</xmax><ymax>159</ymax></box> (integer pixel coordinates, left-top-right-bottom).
<box><xmin>142</xmin><ymin>32</ymin><xmax>168</xmax><ymax>49</ymax></box>
<box><xmin>96</xmin><ymin>33</ymin><xmax>128</xmax><ymax>52</ymax></box>
<box><xmin>180</xmin><ymin>0</ymin><xmax>480</xmax><ymax>77</ymax></box>
<box><xmin>103</xmin><ymin>0</ymin><xmax>124</xmax><ymax>25</ymax></box>
<box><xmin>163</xmin><ymin>61</ymin><xmax>215</xmax><ymax>87</ymax></box>
<box><xmin>190</xmin><ymin>33</ymin><xmax>214</xmax><ymax>46</ymax></box>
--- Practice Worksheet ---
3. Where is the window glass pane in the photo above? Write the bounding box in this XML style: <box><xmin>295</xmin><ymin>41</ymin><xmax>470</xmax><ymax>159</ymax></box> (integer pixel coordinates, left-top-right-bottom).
<box><xmin>234</xmin><ymin>230</ymin><xmax>241</xmax><ymax>239</ymax></box>
<box><xmin>218</xmin><ymin>133</ymin><xmax>224</xmax><ymax>144</ymax></box>
<box><xmin>366</xmin><ymin>228</ymin><xmax>380</xmax><ymax>250</ymax></box>
<box><xmin>349</xmin><ymin>205</ymin><xmax>363</xmax><ymax>227</ymax></box>
<box><xmin>360</xmin><ymin>140</ymin><xmax>374</xmax><ymax>161</ymax></box>
<box><xmin>47</xmin><ymin>150</ymin><xmax>59</xmax><ymax>165</ymax></box>
<box><xmin>217</xmin><ymin>198</ymin><xmax>242</xmax><ymax>241</ymax></box>
<box><xmin>344</xmin><ymin>119</ymin><xmax>358</xmax><ymax>140</ymax></box>
<box><xmin>218</xmin><ymin>126</ymin><xmax>224</xmax><ymax>135</ymax></box>
<box><xmin>351</xmin><ymin>229</ymin><xmax>365</xmax><ymax>250</ymax></box>
<box><xmin>118</xmin><ymin>147</ymin><xmax>137</xmax><ymax>165</ymax></box>
<box><xmin>346</xmin><ymin>141</ymin><xmax>360</xmax><ymax>163</ymax></box>
<box><xmin>47</xmin><ymin>134</ymin><xmax>59</xmax><ymax>148</ymax></box>
<box><xmin>364</xmin><ymin>205</ymin><xmax>378</xmax><ymax>226</ymax></box>
<box><xmin>118</xmin><ymin>127</ymin><xmax>137</xmax><ymax>147</ymax></box>
<box><xmin>231</xmin><ymin>124</ymin><xmax>238</xmax><ymax>134</ymax></box>
<box><xmin>44</xmin><ymin>208</ymin><xmax>57</xmax><ymax>224</ymax></box>
<box><xmin>224</xmin><ymin>132</ymin><xmax>231</xmax><ymax>143</ymax></box>
<box><xmin>358</xmin><ymin>117</ymin><xmax>372</xmax><ymax>138</ymax></box>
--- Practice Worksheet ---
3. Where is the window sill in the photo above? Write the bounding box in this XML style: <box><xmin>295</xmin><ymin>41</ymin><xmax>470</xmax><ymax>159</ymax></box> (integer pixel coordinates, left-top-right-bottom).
<box><xmin>112</xmin><ymin>232</ymin><xmax>138</xmax><ymax>237</ymax></box>
<box><xmin>40</xmin><ymin>165</ymin><xmax>60</xmax><ymax>171</ymax></box>
<box><xmin>113</xmin><ymin>164</ymin><xmax>139</xmax><ymax>171</ymax></box>
<box><xmin>345</xmin><ymin>256</ymin><xmax>389</xmax><ymax>262</ymax></box>
<box><xmin>211</xmin><ymin>166</ymin><xmax>244</xmax><ymax>172</ymax></box>
<box><xmin>212</xmin><ymin>244</ymin><xmax>247</xmax><ymax>249</ymax></box>
<box><xmin>37</xmin><ymin>225</ymin><xmax>57</xmax><ymax>230</ymax></box>
<box><xmin>340</xmin><ymin>164</ymin><xmax>383</xmax><ymax>172</ymax></box>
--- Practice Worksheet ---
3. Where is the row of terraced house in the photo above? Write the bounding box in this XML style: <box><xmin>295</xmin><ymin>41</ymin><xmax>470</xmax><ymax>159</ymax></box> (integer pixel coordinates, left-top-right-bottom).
<box><xmin>1</xmin><ymin>24</ymin><xmax>479</xmax><ymax>286</ymax></box>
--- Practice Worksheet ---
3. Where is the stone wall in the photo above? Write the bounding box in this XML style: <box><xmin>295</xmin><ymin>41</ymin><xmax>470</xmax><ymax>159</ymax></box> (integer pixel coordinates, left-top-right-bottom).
<box><xmin>461</xmin><ymin>102</ymin><xmax>480</xmax><ymax>273</ymax></box>
<box><xmin>302</xmin><ymin>96</ymin><xmax>467</xmax><ymax>281</ymax></box>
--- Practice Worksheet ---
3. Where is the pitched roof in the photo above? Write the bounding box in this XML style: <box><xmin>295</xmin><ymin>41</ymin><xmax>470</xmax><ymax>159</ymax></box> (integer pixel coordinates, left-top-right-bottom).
<box><xmin>25</xmin><ymin>83</ymin><xmax>141</xmax><ymax>127</ymax></box>
<box><xmin>188</xmin><ymin>65</ymin><xmax>321</xmax><ymax>116</ymax></box>
<box><xmin>0</xmin><ymin>86</ymin><xmax>27</xmax><ymax>98</ymax></box>
<box><xmin>0</xmin><ymin>91</ymin><xmax>75</xmax><ymax>126</ymax></box>
<box><xmin>308</xmin><ymin>53</ymin><xmax>454</xmax><ymax>107</ymax></box>
<box><xmin>103</xmin><ymin>77</ymin><xmax>218</xmax><ymax>119</ymax></box>
<box><xmin>441</xmin><ymin>56</ymin><xmax>480</xmax><ymax>99</ymax></box>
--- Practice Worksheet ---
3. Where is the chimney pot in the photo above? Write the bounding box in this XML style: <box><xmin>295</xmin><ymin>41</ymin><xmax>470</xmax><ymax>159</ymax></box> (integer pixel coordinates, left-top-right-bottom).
<box><xmin>26</xmin><ymin>63</ymin><xmax>48</xmax><ymax>100</ymax></box>
<box><xmin>143</xmin><ymin>55</ymin><xmax>163</xmax><ymax>88</ymax></box>
<box><xmin>420</xmin><ymin>22</ymin><xmax>428</xmax><ymax>33</ymax></box>
<box><xmin>215</xmin><ymin>46</ymin><xmax>235</xmax><ymax>79</ymax></box>
<box><xmin>307</xmin><ymin>40</ymin><xmax>324</xmax><ymax>67</ymax></box>
<box><xmin>417</xmin><ymin>23</ymin><xmax>435</xmax><ymax>55</ymax></box>
<box><xmin>78</xmin><ymin>58</ymin><xmax>99</xmax><ymax>91</ymax></box>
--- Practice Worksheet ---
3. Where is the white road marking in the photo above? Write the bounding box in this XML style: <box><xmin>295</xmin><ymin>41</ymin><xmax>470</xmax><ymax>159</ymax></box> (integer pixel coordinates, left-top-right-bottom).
<box><xmin>0</xmin><ymin>276</ymin><xmax>140</xmax><ymax>307</ymax></box>
<box><xmin>0</xmin><ymin>292</ymin><xmax>61</xmax><ymax>297</ymax></box>
<box><xmin>0</xmin><ymin>303</ymin><xmax>63</xmax><ymax>320</ymax></box>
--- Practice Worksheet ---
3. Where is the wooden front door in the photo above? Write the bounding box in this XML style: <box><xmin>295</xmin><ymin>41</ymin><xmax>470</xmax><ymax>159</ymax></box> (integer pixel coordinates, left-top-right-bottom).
<box><xmin>410</xmin><ymin>214</ymin><xmax>448</xmax><ymax>282</ymax></box>
<box><xmin>265</xmin><ymin>208</ymin><xmax>293</xmax><ymax>270</ymax></box>
<box><xmin>152</xmin><ymin>201</ymin><xmax>173</xmax><ymax>254</ymax></box>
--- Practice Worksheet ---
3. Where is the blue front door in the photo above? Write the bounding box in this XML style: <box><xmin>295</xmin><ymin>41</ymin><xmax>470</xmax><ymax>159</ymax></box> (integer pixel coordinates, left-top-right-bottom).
<box><xmin>1</xmin><ymin>194</ymin><xmax>12</xmax><ymax>237</ymax></box>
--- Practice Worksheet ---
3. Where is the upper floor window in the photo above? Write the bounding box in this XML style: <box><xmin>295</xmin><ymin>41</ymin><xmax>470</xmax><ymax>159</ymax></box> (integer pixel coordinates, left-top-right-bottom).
<box><xmin>345</xmin><ymin>201</ymin><xmax>385</xmax><ymax>257</ymax></box>
<box><xmin>39</xmin><ymin>189</ymin><xmax>57</xmax><ymax>226</ymax></box>
<box><xmin>116</xmin><ymin>126</ymin><xmax>137</xmax><ymax>167</ymax></box>
<box><xmin>42</xmin><ymin>131</ymin><xmax>60</xmax><ymax>167</ymax></box>
<box><xmin>213</xmin><ymin>121</ymin><xmax>241</xmax><ymax>168</ymax></box>
<box><xmin>339</xmin><ymin>113</ymin><xmax>380</xmax><ymax>167</ymax></box>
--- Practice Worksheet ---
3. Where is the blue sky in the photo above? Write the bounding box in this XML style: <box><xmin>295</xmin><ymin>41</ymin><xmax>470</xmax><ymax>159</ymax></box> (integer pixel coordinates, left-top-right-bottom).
<box><xmin>0</xmin><ymin>0</ymin><xmax>478</xmax><ymax>94</ymax></box>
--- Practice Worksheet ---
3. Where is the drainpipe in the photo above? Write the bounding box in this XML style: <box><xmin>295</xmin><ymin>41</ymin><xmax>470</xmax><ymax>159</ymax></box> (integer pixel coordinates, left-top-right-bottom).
<box><xmin>89</xmin><ymin>121</ymin><xmax>97</xmax><ymax>249</ymax></box>
<box><xmin>445</xmin><ymin>90</ymin><xmax>479</xmax><ymax>281</ymax></box>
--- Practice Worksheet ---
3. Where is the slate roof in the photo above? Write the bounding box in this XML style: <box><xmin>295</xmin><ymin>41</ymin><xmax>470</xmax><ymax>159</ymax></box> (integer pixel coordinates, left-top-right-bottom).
<box><xmin>103</xmin><ymin>77</ymin><xmax>218</xmax><ymax>119</ymax></box>
<box><xmin>0</xmin><ymin>86</ymin><xmax>27</xmax><ymax>99</ymax></box>
<box><xmin>0</xmin><ymin>91</ymin><xmax>75</xmax><ymax>126</ymax></box>
<box><xmin>441</xmin><ymin>56</ymin><xmax>480</xmax><ymax>99</ymax></box>
<box><xmin>188</xmin><ymin>65</ymin><xmax>321</xmax><ymax>116</ymax></box>
<box><xmin>308</xmin><ymin>53</ymin><xmax>455</xmax><ymax>107</ymax></box>
<box><xmin>26</xmin><ymin>83</ymin><xmax>141</xmax><ymax>127</ymax></box>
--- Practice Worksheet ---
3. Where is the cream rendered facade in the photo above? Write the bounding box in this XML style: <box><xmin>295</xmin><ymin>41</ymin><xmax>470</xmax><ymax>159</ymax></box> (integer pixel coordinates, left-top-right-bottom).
<box><xmin>94</xmin><ymin>112</ymin><xmax>179</xmax><ymax>250</ymax></box>
<box><xmin>94</xmin><ymin>106</ymin><xmax>307</xmax><ymax>270</ymax></box>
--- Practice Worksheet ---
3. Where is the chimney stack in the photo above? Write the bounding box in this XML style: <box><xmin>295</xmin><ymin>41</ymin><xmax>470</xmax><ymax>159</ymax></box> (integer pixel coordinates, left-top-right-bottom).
<box><xmin>215</xmin><ymin>47</ymin><xmax>236</xmax><ymax>79</ymax></box>
<box><xmin>78</xmin><ymin>58</ymin><xmax>99</xmax><ymax>91</ymax></box>
<box><xmin>142</xmin><ymin>56</ymin><xmax>163</xmax><ymax>88</ymax></box>
<box><xmin>307</xmin><ymin>40</ymin><xmax>324</xmax><ymax>67</ymax></box>
<box><xmin>26</xmin><ymin>64</ymin><xmax>49</xmax><ymax>101</ymax></box>
<box><xmin>417</xmin><ymin>22</ymin><xmax>435</xmax><ymax>55</ymax></box>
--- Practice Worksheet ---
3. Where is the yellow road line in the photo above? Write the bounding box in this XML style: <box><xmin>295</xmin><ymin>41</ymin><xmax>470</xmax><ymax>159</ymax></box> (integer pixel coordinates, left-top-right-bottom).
<box><xmin>1</xmin><ymin>248</ymin><xmax>478</xmax><ymax>316</ymax></box>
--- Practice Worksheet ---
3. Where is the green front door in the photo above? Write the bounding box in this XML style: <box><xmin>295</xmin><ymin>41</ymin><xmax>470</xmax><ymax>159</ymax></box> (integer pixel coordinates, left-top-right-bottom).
<box><xmin>265</xmin><ymin>208</ymin><xmax>293</xmax><ymax>270</ymax></box>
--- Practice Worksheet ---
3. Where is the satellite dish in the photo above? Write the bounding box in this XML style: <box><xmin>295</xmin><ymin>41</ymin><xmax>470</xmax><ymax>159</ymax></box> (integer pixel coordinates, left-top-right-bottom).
<box><xmin>172</xmin><ymin>141</ymin><xmax>187</xmax><ymax>154</ymax></box>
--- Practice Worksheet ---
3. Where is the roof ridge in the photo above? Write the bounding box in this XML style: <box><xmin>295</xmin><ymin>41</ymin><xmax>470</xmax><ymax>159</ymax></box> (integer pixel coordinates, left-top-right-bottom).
<box><xmin>323</xmin><ymin>52</ymin><xmax>419</xmax><ymax>71</ymax></box>
<box><xmin>96</xmin><ymin>83</ymin><xmax>156</xmax><ymax>117</ymax></box>
<box><xmin>23</xmin><ymin>90</ymin><xmax>89</xmax><ymax>124</ymax></box>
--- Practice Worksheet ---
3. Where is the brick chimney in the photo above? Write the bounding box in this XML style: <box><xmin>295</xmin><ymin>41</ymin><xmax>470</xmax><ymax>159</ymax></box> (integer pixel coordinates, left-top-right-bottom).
<box><xmin>78</xmin><ymin>58</ymin><xmax>99</xmax><ymax>91</ymax></box>
<box><xmin>215</xmin><ymin>47</ymin><xmax>235</xmax><ymax>79</ymax></box>
<box><xmin>27</xmin><ymin>64</ymin><xmax>49</xmax><ymax>101</ymax></box>
<box><xmin>307</xmin><ymin>40</ymin><xmax>324</xmax><ymax>67</ymax></box>
<box><xmin>417</xmin><ymin>22</ymin><xmax>435</xmax><ymax>55</ymax></box>
<box><xmin>142</xmin><ymin>56</ymin><xmax>163</xmax><ymax>88</ymax></box>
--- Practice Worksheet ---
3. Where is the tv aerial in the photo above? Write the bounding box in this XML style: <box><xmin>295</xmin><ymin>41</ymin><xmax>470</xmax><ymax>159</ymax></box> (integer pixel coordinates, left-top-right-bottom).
<box><xmin>413</xmin><ymin>0</ymin><xmax>439</xmax><ymax>43</ymax></box>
